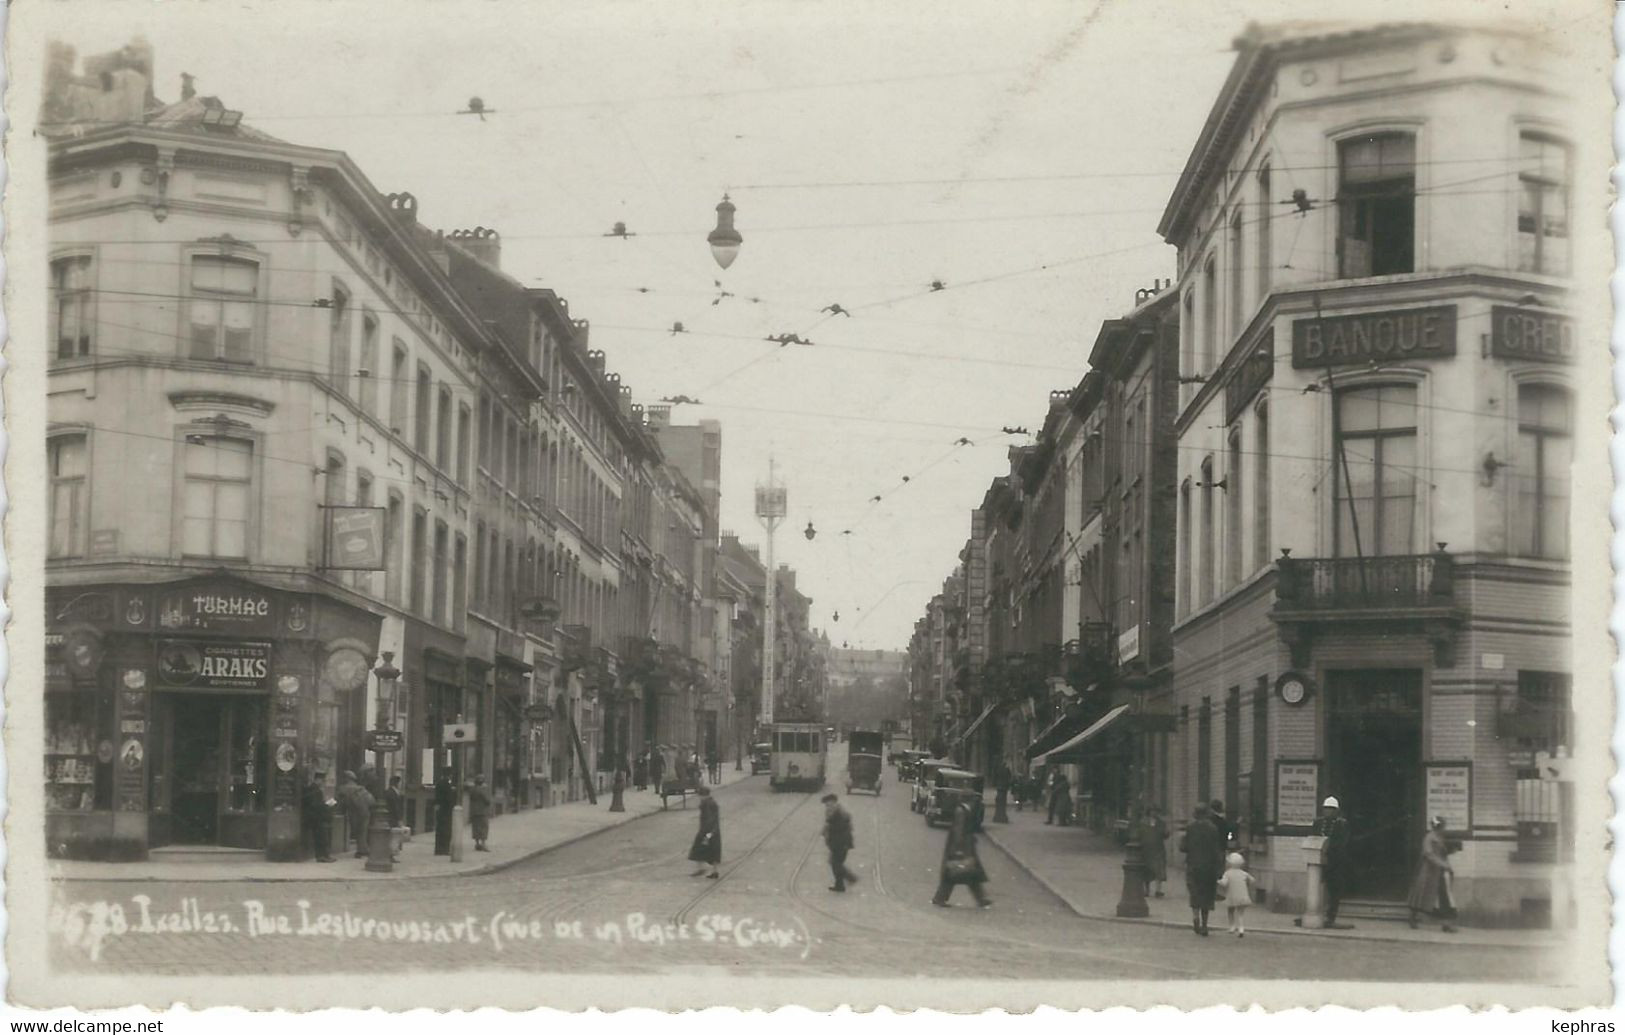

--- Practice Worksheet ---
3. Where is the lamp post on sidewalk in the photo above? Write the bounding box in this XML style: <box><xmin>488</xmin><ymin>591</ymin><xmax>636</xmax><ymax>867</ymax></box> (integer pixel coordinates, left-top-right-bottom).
<box><xmin>365</xmin><ymin>652</ymin><xmax>402</xmax><ymax>873</ymax></box>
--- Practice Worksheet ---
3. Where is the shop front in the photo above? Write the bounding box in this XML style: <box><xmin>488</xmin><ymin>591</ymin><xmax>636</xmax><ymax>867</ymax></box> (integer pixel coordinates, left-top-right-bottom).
<box><xmin>47</xmin><ymin>572</ymin><xmax>382</xmax><ymax>861</ymax></box>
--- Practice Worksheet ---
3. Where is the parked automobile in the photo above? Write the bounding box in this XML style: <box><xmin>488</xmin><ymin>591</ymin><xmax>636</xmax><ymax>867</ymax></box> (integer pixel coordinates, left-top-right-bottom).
<box><xmin>909</xmin><ymin>758</ymin><xmax>955</xmax><ymax>814</ymax></box>
<box><xmin>925</xmin><ymin>768</ymin><xmax>986</xmax><ymax>829</ymax></box>
<box><xmin>894</xmin><ymin>749</ymin><xmax>930</xmax><ymax>781</ymax></box>
<box><xmin>750</xmin><ymin>742</ymin><xmax>772</xmax><ymax>774</ymax></box>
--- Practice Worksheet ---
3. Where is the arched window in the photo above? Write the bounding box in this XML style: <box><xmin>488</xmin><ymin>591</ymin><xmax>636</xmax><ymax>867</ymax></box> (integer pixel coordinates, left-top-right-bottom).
<box><xmin>1338</xmin><ymin>132</ymin><xmax>1415</xmax><ymax>277</ymax></box>
<box><xmin>1333</xmin><ymin>383</ymin><xmax>1417</xmax><ymax>557</ymax></box>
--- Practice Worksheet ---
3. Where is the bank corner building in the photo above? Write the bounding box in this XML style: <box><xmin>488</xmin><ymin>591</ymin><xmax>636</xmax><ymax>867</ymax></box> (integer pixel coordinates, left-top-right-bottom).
<box><xmin>1158</xmin><ymin>22</ymin><xmax>1580</xmax><ymax>926</ymax></box>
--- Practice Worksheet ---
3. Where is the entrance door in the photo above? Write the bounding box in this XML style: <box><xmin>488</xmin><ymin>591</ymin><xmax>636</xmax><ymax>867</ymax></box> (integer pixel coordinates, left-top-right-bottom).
<box><xmin>1326</xmin><ymin>669</ymin><xmax>1423</xmax><ymax>898</ymax></box>
<box><xmin>170</xmin><ymin>696</ymin><xmax>224</xmax><ymax>844</ymax></box>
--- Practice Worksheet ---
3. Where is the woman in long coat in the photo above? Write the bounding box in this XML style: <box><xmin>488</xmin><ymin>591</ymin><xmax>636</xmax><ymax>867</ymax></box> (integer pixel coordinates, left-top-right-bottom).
<box><xmin>1136</xmin><ymin>804</ymin><xmax>1169</xmax><ymax>897</ymax></box>
<box><xmin>1406</xmin><ymin>816</ymin><xmax>1457</xmax><ymax>932</ymax></box>
<box><xmin>688</xmin><ymin>785</ymin><xmax>721</xmax><ymax>878</ymax></box>
<box><xmin>931</xmin><ymin>801</ymin><xmax>991</xmax><ymax>908</ymax></box>
<box><xmin>1181</xmin><ymin>802</ymin><xmax>1224</xmax><ymax>935</ymax></box>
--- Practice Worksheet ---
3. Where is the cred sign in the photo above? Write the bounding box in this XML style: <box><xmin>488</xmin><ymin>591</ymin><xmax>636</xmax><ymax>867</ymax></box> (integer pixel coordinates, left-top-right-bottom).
<box><xmin>1491</xmin><ymin>306</ymin><xmax>1575</xmax><ymax>364</ymax></box>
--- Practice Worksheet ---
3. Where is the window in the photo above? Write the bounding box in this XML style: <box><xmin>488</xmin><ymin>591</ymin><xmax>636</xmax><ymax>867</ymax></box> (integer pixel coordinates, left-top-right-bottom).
<box><xmin>1516</xmin><ymin>383</ymin><xmax>1572</xmax><ymax>559</ymax></box>
<box><xmin>49</xmin><ymin>434</ymin><xmax>88</xmax><ymax>558</ymax></box>
<box><xmin>1334</xmin><ymin>384</ymin><xmax>1417</xmax><ymax>557</ymax></box>
<box><xmin>181</xmin><ymin>435</ymin><xmax>253</xmax><ymax>559</ymax></box>
<box><xmin>1181</xmin><ymin>291</ymin><xmax>1196</xmax><ymax>388</ymax></box>
<box><xmin>1253</xmin><ymin>403</ymin><xmax>1271</xmax><ymax>569</ymax></box>
<box><xmin>478</xmin><ymin>393</ymin><xmax>493</xmax><ymax>468</ymax></box>
<box><xmin>1224</xmin><ymin>687</ymin><xmax>1241</xmax><ymax>823</ymax></box>
<box><xmin>1229</xmin><ymin>210</ymin><xmax>1245</xmax><ymax>338</ymax></box>
<box><xmin>385</xmin><ymin>493</ymin><xmax>404</xmax><ymax>604</ymax></box>
<box><xmin>1197</xmin><ymin>698</ymin><xmax>1212</xmax><ymax>806</ymax></box>
<box><xmin>1249</xmin><ymin>676</ymin><xmax>1269</xmax><ymax>836</ymax></box>
<box><xmin>474</xmin><ymin>523</ymin><xmax>487</xmax><ymax>611</ymax></box>
<box><xmin>1338</xmin><ymin>133</ymin><xmax>1415</xmax><ymax>278</ymax></box>
<box><xmin>1201</xmin><ymin>257</ymin><xmax>1217</xmax><ymax>373</ymax></box>
<box><xmin>1226</xmin><ymin>428</ymin><xmax>1245</xmax><ymax>584</ymax></box>
<box><xmin>52</xmin><ymin>255</ymin><xmax>94</xmax><ymax>359</ymax></box>
<box><xmin>456</xmin><ymin>404</ymin><xmax>472</xmax><ymax>485</ymax></box>
<box><xmin>389</xmin><ymin>341</ymin><xmax>410</xmax><ymax>436</ymax></box>
<box><xmin>436</xmin><ymin>385</ymin><xmax>453</xmax><ymax>470</ymax></box>
<box><xmin>1199</xmin><ymin>458</ymin><xmax>1215</xmax><ymax>604</ymax></box>
<box><xmin>433</xmin><ymin>520</ymin><xmax>449</xmax><ymax>626</ymax></box>
<box><xmin>415</xmin><ymin>365</ymin><xmax>432</xmax><ymax>454</ymax></box>
<box><xmin>327</xmin><ymin>285</ymin><xmax>352</xmax><ymax>392</ymax></box>
<box><xmin>453</xmin><ymin>534</ymin><xmax>468</xmax><ymax>632</ymax></box>
<box><xmin>1518</xmin><ymin>134</ymin><xmax>1570</xmax><ymax>276</ymax></box>
<box><xmin>189</xmin><ymin>256</ymin><xmax>257</xmax><ymax>362</ymax></box>
<box><xmin>1256</xmin><ymin>164</ymin><xmax>1272</xmax><ymax>300</ymax></box>
<box><xmin>410</xmin><ymin>510</ymin><xmax>427</xmax><ymax>615</ymax></box>
<box><xmin>358</xmin><ymin>315</ymin><xmax>379</xmax><ymax>417</ymax></box>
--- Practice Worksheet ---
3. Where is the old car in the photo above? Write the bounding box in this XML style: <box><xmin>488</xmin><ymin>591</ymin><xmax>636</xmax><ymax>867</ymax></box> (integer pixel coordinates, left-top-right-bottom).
<box><xmin>909</xmin><ymin>758</ymin><xmax>955</xmax><ymax>814</ymax></box>
<box><xmin>749</xmin><ymin>742</ymin><xmax>772</xmax><ymax>774</ymax></box>
<box><xmin>925</xmin><ymin>768</ymin><xmax>985</xmax><ymax>829</ymax></box>
<box><xmin>894</xmin><ymin>749</ymin><xmax>930</xmax><ymax>781</ymax></box>
<box><xmin>845</xmin><ymin>730</ymin><xmax>885</xmax><ymax>795</ymax></box>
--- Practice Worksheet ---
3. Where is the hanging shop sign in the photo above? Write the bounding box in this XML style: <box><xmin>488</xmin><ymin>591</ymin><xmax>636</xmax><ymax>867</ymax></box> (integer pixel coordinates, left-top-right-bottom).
<box><xmin>1490</xmin><ymin>307</ymin><xmax>1574</xmax><ymax>364</ymax></box>
<box><xmin>1425</xmin><ymin>762</ymin><xmax>1472</xmax><ymax>832</ymax></box>
<box><xmin>325</xmin><ymin>506</ymin><xmax>388</xmax><ymax>570</ymax></box>
<box><xmin>156</xmin><ymin>639</ymin><xmax>274</xmax><ymax>692</ymax></box>
<box><xmin>1291</xmin><ymin>305</ymin><xmax>1456</xmax><ymax>369</ymax></box>
<box><xmin>365</xmin><ymin>729</ymin><xmax>406</xmax><ymax>752</ymax></box>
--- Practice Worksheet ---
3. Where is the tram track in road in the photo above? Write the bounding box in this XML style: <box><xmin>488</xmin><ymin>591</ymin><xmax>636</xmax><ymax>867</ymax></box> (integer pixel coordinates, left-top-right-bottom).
<box><xmin>669</xmin><ymin>785</ymin><xmax>824</xmax><ymax>929</ymax></box>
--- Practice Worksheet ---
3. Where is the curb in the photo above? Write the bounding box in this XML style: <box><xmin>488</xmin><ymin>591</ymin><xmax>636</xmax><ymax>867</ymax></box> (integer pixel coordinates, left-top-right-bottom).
<box><xmin>50</xmin><ymin>777</ymin><xmax>755</xmax><ymax>885</ymax></box>
<box><xmin>980</xmin><ymin>826</ymin><xmax>1553</xmax><ymax>951</ymax></box>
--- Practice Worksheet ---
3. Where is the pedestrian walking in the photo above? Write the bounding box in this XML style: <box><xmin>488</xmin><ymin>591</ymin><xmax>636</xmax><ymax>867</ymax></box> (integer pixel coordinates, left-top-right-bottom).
<box><xmin>1210</xmin><ymin>799</ymin><xmax>1238</xmax><ymax>850</ymax></box>
<box><xmin>1406</xmin><ymin>816</ymin><xmax>1458</xmax><ymax>933</ymax></box>
<box><xmin>821</xmin><ymin>793</ymin><xmax>859</xmax><ymax>892</ymax></box>
<box><xmin>467</xmin><ymin>774</ymin><xmax>493</xmax><ymax>852</ymax></box>
<box><xmin>707</xmin><ymin>749</ymin><xmax>721</xmax><ymax>784</ymax></box>
<box><xmin>1216</xmin><ymin>852</ymin><xmax>1257</xmax><ymax>937</ymax></box>
<box><xmin>1046</xmin><ymin>770</ymin><xmax>1072</xmax><ymax>826</ymax></box>
<box><xmin>301</xmin><ymin>768</ymin><xmax>335</xmax><ymax>862</ymax></box>
<box><xmin>336</xmin><ymin>770</ymin><xmax>374</xmax><ymax>857</ymax></box>
<box><xmin>1181</xmin><ymin>802</ymin><xmax>1224</xmax><ymax>935</ymax></box>
<box><xmin>688</xmin><ymin>785</ymin><xmax>721</xmax><ymax>878</ymax></box>
<box><xmin>634</xmin><ymin>752</ymin><xmax>649</xmax><ymax>791</ymax></box>
<box><xmin>649</xmin><ymin>746</ymin><xmax>666</xmax><ymax>794</ymax></box>
<box><xmin>1318</xmin><ymin>796</ymin><xmax>1353</xmax><ymax>928</ymax></box>
<box><xmin>932</xmin><ymin>800</ymin><xmax>991</xmax><ymax>908</ymax></box>
<box><xmin>433</xmin><ymin>771</ymin><xmax>456</xmax><ymax>856</ymax></box>
<box><xmin>1135</xmin><ymin>803</ymin><xmax>1169</xmax><ymax>898</ymax></box>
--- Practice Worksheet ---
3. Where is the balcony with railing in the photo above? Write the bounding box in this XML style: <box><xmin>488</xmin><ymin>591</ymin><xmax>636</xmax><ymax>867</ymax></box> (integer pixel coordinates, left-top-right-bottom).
<box><xmin>1271</xmin><ymin>544</ymin><xmax>1462</xmax><ymax>666</ymax></box>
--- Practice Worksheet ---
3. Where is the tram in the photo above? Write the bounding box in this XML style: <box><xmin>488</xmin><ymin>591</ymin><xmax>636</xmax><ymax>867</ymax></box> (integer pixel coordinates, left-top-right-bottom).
<box><xmin>767</xmin><ymin>721</ymin><xmax>827</xmax><ymax>791</ymax></box>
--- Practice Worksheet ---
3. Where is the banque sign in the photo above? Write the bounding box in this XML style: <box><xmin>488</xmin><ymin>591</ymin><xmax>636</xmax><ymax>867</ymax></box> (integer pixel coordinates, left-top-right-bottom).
<box><xmin>1291</xmin><ymin>305</ymin><xmax>1456</xmax><ymax>369</ymax></box>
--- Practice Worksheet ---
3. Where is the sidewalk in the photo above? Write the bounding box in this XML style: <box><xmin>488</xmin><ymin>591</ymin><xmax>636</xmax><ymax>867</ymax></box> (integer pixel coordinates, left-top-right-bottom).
<box><xmin>981</xmin><ymin>808</ymin><xmax>1562</xmax><ymax>949</ymax></box>
<box><xmin>50</xmin><ymin>766</ymin><xmax>756</xmax><ymax>884</ymax></box>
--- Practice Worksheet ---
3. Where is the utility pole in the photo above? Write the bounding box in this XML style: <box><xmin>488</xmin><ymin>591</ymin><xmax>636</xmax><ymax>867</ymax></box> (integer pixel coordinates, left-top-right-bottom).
<box><xmin>755</xmin><ymin>458</ymin><xmax>785</xmax><ymax>728</ymax></box>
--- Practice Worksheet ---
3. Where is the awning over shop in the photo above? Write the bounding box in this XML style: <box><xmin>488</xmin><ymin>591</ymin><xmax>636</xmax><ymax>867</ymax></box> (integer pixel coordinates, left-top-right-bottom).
<box><xmin>1024</xmin><ymin>708</ymin><xmax>1087</xmax><ymax>760</ymax></box>
<box><xmin>954</xmin><ymin>702</ymin><xmax>999</xmax><ymax>745</ymax></box>
<box><xmin>1031</xmin><ymin>704</ymin><xmax>1131</xmax><ymax>765</ymax></box>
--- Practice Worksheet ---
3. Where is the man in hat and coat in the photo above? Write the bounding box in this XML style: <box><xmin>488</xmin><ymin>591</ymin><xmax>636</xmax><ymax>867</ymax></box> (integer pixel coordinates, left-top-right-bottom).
<box><xmin>648</xmin><ymin>745</ymin><xmax>666</xmax><ymax>795</ymax></box>
<box><xmin>302</xmin><ymin>768</ymin><xmax>335</xmax><ymax>863</ymax></box>
<box><xmin>1318</xmin><ymin>795</ymin><xmax>1353</xmax><ymax>928</ymax></box>
<box><xmin>688</xmin><ymin>785</ymin><xmax>721</xmax><ymax>878</ymax></box>
<box><xmin>1181</xmin><ymin>802</ymin><xmax>1224</xmax><ymax>935</ymax></box>
<box><xmin>336</xmin><ymin>770</ymin><xmax>374</xmax><ymax>857</ymax></box>
<box><xmin>467</xmin><ymin>774</ymin><xmax>493</xmax><ymax>852</ymax></box>
<box><xmin>821</xmin><ymin>793</ymin><xmax>859</xmax><ymax>892</ymax></box>
<box><xmin>1407</xmin><ymin>815</ymin><xmax>1458</xmax><ymax>932</ymax></box>
<box><xmin>932</xmin><ymin>800</ymin><xmax>990</xmax><ymax>908</ymax></box>
<box><xmin>433</xmin><ymin>770</ymin><xmax>457</xmax><ymax>856</ymax></box>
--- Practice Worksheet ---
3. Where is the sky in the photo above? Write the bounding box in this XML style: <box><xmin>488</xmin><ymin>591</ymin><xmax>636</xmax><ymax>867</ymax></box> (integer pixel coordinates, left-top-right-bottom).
<box><xmin>34</xmin><ymin>0</ymin><xmax>1569</xmax><ymax>651</ymax></box>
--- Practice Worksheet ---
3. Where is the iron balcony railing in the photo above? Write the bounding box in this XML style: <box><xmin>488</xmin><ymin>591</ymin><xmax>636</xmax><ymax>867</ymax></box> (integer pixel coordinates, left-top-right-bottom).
<box><xmin>1274</xmin><ymin>545</ymin><xmax>1455</xmax><ymax>611</ymax></box>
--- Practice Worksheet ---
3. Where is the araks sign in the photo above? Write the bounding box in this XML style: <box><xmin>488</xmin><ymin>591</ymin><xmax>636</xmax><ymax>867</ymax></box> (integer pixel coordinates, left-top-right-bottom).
<box><xmin>157</xmin><ymin>639</ymin><xmax>274</xmax><ymax>692</ymax></box>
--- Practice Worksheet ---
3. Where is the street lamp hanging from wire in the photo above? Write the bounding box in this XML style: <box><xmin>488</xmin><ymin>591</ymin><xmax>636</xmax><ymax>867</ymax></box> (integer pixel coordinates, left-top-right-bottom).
<box><xmin>708</xmin><ymin>194</ymin><xmax>742</xmax><ymax>270</ymax></box>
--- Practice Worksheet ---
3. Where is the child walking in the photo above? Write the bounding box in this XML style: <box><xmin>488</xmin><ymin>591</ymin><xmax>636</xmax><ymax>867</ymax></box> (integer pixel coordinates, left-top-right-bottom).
<box><xmin>1215</xmin><ymin>852</ymin><xmax>1256</xmax><ymax>937</ymax></box>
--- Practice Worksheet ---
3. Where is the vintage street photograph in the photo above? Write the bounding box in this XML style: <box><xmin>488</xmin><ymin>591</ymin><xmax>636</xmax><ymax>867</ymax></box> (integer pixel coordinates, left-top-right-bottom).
<box><xmin>5</xmin><ymin>0</ymin><xmax>1615</xmax><ymax>1015</ymax></box>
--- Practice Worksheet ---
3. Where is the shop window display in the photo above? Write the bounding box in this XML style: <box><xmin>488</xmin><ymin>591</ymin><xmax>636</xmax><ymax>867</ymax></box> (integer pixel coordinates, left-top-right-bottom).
<box><xmin>47</xmin><ymin>693</ymin><xmax>111</xmax><ymax>811</ymax></box>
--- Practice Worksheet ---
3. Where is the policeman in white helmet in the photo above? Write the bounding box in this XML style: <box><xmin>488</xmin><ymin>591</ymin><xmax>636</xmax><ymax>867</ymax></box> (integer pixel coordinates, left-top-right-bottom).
<box><xmin>1317</xmin><ymin>795</ymin><xmax>1353</xmax><ymax>928</ymax></box>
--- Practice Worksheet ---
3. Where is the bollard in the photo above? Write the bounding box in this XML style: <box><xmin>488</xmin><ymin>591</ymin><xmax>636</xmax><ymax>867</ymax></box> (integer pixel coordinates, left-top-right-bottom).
<box><xmin>365</xmin><ymin>799</ymin><xmax>394</xmax><ymax>873</ymax></box>
<box><xmin>993</xmin><ymin>784</ymin><xmax>1010</xmax><ymax>824</ymax></box>
<box><xmin>609</xmin><ymin>770</ymin><xmax>627</xmax><ymax>813</ymax></box>
<box><xmin>449</xmin><ymin>803</ymin><xmax>465</xmax><ymax>862</ymax></box>
<box><xmin>1115</xmin><ymin>837</ymin><xmax>1150</xmax><ymax>917</ymax></box>
<box><xmin>1299</xmin><ymin>834</ymin><xmax>1327</xmax><ymax>929</ymax></box>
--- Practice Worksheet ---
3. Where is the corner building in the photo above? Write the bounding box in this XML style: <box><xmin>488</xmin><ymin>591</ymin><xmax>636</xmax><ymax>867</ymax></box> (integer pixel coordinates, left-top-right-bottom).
<box><xmin>1161</xmin><ymin>23</ymin><xmax>1578</xmax><ymax>925</ymax></box>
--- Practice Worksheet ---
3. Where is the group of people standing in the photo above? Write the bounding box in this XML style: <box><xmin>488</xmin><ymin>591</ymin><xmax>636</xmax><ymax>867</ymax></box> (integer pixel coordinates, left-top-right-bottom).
<box><xmin>300</xmin><ymin>767</ymin><xmax>408</xmax><ymax>863</ymax></box>
<box><xmin>635</xmin><ymin>745</ymin><xmax>722</xmax><ymax>792</ymax></box>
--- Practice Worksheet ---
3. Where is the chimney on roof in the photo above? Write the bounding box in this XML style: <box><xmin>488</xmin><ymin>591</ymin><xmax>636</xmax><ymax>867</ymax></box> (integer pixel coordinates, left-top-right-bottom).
<box><xmin>587</xmin><ymin>349</ymin><xmax>607</xmax><ymax>377</ymax></box>
<box><xmin>1049</xmin><ymin>389</ymin><xmax>1072</xmax><ymax>412</ymax></box>
<box><xmin>386</xmin><ymin>192</ymin><xmax>419</xmax><ymax>226</ymax></box>
<box><xmin>449</xmin><ymin>226</ymin><xmax>500</xmax><ymax>269</ymax></box>
<box><xmin>618</xmin><ymin>384</ymin><xmax>633</xmax><ymax>417</ymax></box>
<box><xmin>646</xmin><ymin>404</ymin><xmax>672</xmax><ymax>430</ymax></box>
<box><xmin>180</xmin><ymin>72</ymin><xmax>195</xmax><ymax>101</ymax></box>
